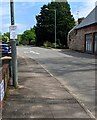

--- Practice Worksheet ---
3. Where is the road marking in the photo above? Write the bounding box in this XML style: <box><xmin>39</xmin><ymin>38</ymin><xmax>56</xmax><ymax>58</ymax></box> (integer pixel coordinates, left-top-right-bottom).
<box><xmin>24</xmin><ymin>52</ymin><xmax>29</xmax><ymax>54</ymax></box>
<box><xmin>63</xmin><ymin>54</ymin><xmax>73</xmax><ymax>58</ymax></box>
<box><xmin>24</xmin><ymin>48</ymin><xmax>30</xmax><ymax>49</ymax></box>
<box><xmin>30</xmin><ymin>51</ymin><xmax>40</xmax><ymax>55</ymax></box>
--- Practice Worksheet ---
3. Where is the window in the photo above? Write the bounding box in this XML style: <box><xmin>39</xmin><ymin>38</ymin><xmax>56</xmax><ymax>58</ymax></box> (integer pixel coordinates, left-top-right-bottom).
<box><xmin>94</xmin><ymin>32</ymin><xmax>97</xmax><ymax>53</ymax></box>
<box><xmin>85</xmin><ymin>33</ymin><xmax>92</xmax><ymax>52</ymax></box>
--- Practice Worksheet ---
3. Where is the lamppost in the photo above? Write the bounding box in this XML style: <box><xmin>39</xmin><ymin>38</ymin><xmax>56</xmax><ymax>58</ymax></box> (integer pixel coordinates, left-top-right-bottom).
<box><xmin>77</xmin><ymin>11</ymin><xmax>79</xmax><ymax>25</ymax></box>
<box><xmin>45</xmin><ymin>8</ymin><xmax>56</xmax><ymax>48</ymax></box>
<box><xmin>10</xmin><ymin>0</ymin><xmax>18</xmax><ymax>88</ymax></box>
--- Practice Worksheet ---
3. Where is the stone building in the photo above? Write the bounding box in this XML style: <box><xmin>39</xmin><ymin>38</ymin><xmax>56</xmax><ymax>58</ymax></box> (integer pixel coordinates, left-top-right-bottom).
<box><xmin>68</xmin><ymin>6</ymin><xmax>97</xmax><ymax>54</ymax></box>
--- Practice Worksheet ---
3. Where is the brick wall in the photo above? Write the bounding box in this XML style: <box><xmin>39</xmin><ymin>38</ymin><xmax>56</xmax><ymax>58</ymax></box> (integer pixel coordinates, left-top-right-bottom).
<box><xmin>2</xmin><ymin>64</ymin><xmax>10</xmax><ymax>93</ymax></box>
<box><xmin>0</xmin><ymin>61</ymin><xmax>10</xmax><ymax>107</ymax></box>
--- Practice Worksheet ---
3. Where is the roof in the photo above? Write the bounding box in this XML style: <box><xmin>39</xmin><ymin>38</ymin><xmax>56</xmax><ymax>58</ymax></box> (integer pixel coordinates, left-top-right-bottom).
<box><xmin>76</xmin><ymin>6</ymin><xmax>97</xmax><ymax>29</ymax></box>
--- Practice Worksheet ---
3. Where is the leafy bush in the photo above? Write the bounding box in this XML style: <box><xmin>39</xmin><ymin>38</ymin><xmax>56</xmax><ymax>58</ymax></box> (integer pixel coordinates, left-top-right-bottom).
<box><xmin>43</xmin><ymin>41</ymin><xmax>51</xmax><ymax>48</ymax></box>
<box><xmin>31</xmin><ymin>39</ymin><xmax>36</xmax><ymax>45</ymax></box>
<box><xmin>51</xmin><ymin>43</ymin><xmax>59</xmax><ymax>48</ymax></box>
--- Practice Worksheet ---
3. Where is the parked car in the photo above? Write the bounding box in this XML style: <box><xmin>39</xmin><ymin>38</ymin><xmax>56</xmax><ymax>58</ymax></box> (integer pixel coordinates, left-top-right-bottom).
<box><xmin>0</xmin><ymin>44</ymin><xmax>11</xmax><ymax>53</ymax></box>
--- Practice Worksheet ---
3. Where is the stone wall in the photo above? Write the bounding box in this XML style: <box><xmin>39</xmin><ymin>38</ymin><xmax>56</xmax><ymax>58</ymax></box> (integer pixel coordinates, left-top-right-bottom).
<box><xmin>68</xmin><ymin>24</ymin><xmax>97</xmax><ymax>53</ymax></box>
<box><xmin>68</xmin><ymin>28</ymin><xmax>77</xmax><ymax>50</ymax></box>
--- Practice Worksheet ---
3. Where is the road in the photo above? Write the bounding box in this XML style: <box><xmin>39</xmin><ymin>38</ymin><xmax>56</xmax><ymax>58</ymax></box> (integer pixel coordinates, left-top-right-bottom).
<box><xmin>17</xmin><ymin>46</ymin><xmax>96</xmax><ymax>118</ymax></box>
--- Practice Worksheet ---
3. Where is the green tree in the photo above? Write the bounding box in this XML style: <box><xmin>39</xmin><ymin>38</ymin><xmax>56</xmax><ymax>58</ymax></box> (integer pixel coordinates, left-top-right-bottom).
<box><xmin>0</xmin><ymin>32</ymin><xmax>2</xmax><ymax>41</ymax></box>
<box><xmin>2</xmin><ymin>35</ymin><xmax>9</xmax><ymax>43</ymax></box>
<box><xmin>21</xmin><ymin>27</ymin><xmax>36</xmax><ymax>45</ymax></box>
<box><xmin>35</xmin><ymin>1</ymin><xmax>75</xmax><ymax>47</ymax></box>
<box><xmin>17</xmin><ymin>34</ymin><xmax>22</xmax><ymax>44</ymax></box>
<box><xmin>3</xmin><ymin>32</ymin><xmax>10</xmax><ymax>39</ymax></box>
<box><xmin>1</xmin><ymin>32</ymin><xmax>10</xmax><ymax>43</ymax></box>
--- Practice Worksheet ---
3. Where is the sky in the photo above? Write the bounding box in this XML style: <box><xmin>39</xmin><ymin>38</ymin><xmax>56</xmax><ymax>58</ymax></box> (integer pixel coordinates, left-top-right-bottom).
<box><xmin>0</xmin><ymin>0</ymin><xmax>97</xmax><ymax>34</ymax></box>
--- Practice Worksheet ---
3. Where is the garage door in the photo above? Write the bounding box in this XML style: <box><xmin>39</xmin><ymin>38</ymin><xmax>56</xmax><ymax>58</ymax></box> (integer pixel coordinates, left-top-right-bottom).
<box><xmin>86</xmin><ymin>33</ymin><xmax>92</xmax><ymax>53</ymax></box>
<box><xmin>94</xmin><ymin>32</ymin><xmax>97</xmax><ymax>53</ymax></box>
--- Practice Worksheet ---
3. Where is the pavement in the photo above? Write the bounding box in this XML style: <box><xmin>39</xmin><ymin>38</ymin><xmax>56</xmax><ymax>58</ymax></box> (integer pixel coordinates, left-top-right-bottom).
<box><xmin>1</xmin><ymin>56</ymin><xmax>94</xmax><ymax>119</ymax></box>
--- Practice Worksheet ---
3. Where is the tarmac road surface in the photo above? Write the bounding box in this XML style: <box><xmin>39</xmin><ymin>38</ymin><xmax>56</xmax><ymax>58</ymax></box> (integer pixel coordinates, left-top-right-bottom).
<box><xmin>2</xmin><ymin>46</ymin><xmax>96</xmax><ymax>118</ymax></box>
<box><xmin>17</xmin><ymin>46</ymin><xmax>96</xmax><ymax>118</ymax></box>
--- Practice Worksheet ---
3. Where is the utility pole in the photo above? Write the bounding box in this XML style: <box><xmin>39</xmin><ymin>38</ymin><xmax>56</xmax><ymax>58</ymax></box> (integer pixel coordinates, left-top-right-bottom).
<box><xmin>10</xmin><ymin>0</ymin><xmax>18</xmax><ymax>88</ymax></box>
<box><xmin>10</xmin><ymin>0</ymin><xmax>14</xmax><ymax>25</ymax></box>
<box><xmin>54</xmin><ymin>9</ymin><xmax>56</xmax><ymax>48</ymax></box>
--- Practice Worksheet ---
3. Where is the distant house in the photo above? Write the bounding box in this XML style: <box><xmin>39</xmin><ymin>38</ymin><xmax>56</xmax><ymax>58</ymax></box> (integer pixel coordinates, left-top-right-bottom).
<box><xmin>68</xmin><ymin>6</ymin><xmax>97</xmax><ymax>54</ymax></box>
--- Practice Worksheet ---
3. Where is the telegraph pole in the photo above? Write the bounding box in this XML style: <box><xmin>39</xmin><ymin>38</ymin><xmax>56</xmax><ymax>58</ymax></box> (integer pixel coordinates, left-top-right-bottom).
<box><xmin>10</xmin><ymin>0</ymin><xmax>18</xmax><ymax>88</ymax></box>
<box><xmin>10</xmin><ymin>0</ymin><xmax>14</xmax><ymax>25</ymax></box>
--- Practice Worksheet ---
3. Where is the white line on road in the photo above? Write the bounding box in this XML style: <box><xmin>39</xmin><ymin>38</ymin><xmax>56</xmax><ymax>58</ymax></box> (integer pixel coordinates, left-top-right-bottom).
<box><xmin>63</xmin><ymin>54</ymin><xmax>73</xmax><ymax>58</ymax></box>
<box><xmin>24</xmin><ymin>52</ymin><xmax>29</xmax><ymax>54</ymax></box>
<box><xmin>30</xmin><ymin>51</ymin><xmax>40</xmax><ymax>55</ymax></box>
<box><xmin>24</xmin><ymin>48</ymin><xmax>31</xmax><ymax>49</ymax></box>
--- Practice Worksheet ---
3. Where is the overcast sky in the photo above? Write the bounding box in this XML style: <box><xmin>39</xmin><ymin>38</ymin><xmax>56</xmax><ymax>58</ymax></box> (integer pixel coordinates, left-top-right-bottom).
<box><xmin>0</xmin><ymin>0</ymin><xmax>97</xmax><ymax>34</ymax></box>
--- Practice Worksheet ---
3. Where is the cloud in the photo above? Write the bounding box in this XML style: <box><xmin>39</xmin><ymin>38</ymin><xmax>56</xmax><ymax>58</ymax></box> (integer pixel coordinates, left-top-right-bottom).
<box><xmin>1</xmin><ymin>0</ymin><xmax>97</xmax><ymax>34</ymax></box>
<box><xmin>68</xmin><ymin>0</ymin><xmax>96</xmax><ymax>2</ymax></box>
<box><xmin>0</xmin><ymin>3</ymin><xmax>10</xmax><ymax>16</ymax></box>
<box><xmin>2</xmin><ymin>23</ymin><xmax>10</xmax><ymax>28</ymax></box>
<box><xmin>69</xmin><ymin>0</ymin><xmax>96</xmax><ymax>20</ymax></box>
<box><xmin>1</xmin><ymin>0</ymin><xmax>51</xmax><ymax>2</ymax></box>
<box><xmin>0</xmin><ymin>23</ymin><xmax>10</xmax><ymax>33</ymax></box>
<box><xmin>20</xmin><ymin>2</ymin><xmax>35</xmax><ymax>8</ymax></box>
<box><xmin>0</xmin><ymin>2</ymin><xmax>10</xmax><ymax>30</ymax></box>
<box><xmin>1</xmin><ymin>23</ymin><xmax>28</xmax><ymax>34</ymax></box>
<box><xmin>15</xmin><ymin>23</ymin><xmax>28</xmax><ymax>34</ymax></box>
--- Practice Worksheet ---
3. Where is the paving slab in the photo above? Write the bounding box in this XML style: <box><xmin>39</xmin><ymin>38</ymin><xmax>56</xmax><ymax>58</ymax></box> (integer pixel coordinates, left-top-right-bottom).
<box><xmin>2</xmin><ymin>57</ymin><xmax>91</xmax><ymax>119</ymax></box>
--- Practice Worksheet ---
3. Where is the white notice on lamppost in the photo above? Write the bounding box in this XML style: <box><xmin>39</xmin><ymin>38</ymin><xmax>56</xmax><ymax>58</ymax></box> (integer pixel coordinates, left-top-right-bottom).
<box><xmin>9</xmin><ymin>25</ymin><xmax>17</xmax><ymax>39</ymax></box>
